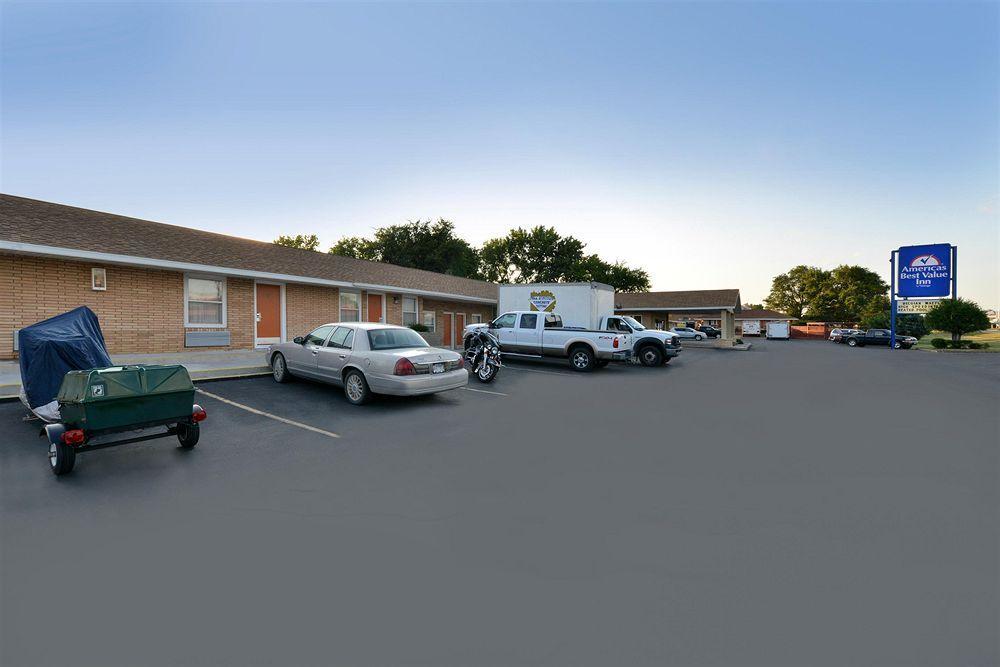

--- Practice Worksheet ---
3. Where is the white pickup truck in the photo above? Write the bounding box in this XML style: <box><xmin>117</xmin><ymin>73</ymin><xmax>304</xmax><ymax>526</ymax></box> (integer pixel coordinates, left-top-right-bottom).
<box><xmin>601</xmin><ymin>315</ymin><xmax>682</xmax><ymax>366</ymax></box>
<box><xmin>464</xmin><ymin>311</ymin><xmax>632</xmax><ymax>371</ymax></box>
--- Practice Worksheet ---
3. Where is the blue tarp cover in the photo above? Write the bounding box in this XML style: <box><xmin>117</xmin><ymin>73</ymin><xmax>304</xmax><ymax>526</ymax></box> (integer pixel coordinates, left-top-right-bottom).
<box><xmin>18</xmin><ymin>306</ymin><xmax>113</xmax><ymax>410</ymax></box>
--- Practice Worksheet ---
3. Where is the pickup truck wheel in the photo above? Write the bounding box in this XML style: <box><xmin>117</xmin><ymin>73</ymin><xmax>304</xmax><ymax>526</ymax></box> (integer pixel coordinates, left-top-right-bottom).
<box><xmin>569</xmin><ymin>346</ymin><xmax>595</xmax><ymax>372</ymax></box>
<box><xmin>49</xmin><ymin>440</ymin><xmax>76</xmax><ymax>476</ymax></box>
<box><xmin>638</xmin><ymin>345</ymin><xmax>663</xmax><ymax>367</ymax></box>
<box><xmin>177</xmin><ymin>422</ymin><xmax>200</xmax><ymax>449</ymax></box>
<box><xmin>847</xmin><ymin>338</ymin><xmax>858</xmax><ymax>347</ymax></box>
<box><xmin>272</xmin><ymin>353</ymin><xmax>291</xmax><ymax>383</ymax></box>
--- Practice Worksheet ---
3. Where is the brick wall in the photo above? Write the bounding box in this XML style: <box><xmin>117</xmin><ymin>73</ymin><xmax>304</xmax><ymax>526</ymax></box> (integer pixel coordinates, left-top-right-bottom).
<box><xmin>286</xmin><ymin>283</ymin><xmax>340</xmax><ymax>340</ymax></box>
<box><xmin>2</xmin><ymin>253</ymin><xmax>497</xmax><ymax>358</ymax></box>
<box><xmin>1</xmin><ymin>254</ymin><xmax>253</xmax><ymax>359</ymax></box>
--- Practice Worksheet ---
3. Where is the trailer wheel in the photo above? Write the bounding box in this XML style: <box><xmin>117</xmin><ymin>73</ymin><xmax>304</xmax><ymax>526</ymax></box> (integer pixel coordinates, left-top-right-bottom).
<box><xmin>177</xmin><ymin>422</ymin><xmax>200</xmax><ymax>449</ymax></box>
<box><xmin>569</xmin><ymin>345</ymin><xmax>595</xmax><ymax>372</ymax></box>
<box><xmin>49</xmin><ymin>440</ymin><xmax>75</xmax><ymax>476</ymax></box>
<box><xmin>637</xmin><ymin>345</ymin><xmax>663</xmax><ymax>367</ymax></box>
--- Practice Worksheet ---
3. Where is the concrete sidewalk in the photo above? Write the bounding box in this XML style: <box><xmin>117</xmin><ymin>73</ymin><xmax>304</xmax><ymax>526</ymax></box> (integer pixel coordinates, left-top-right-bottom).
<box><xmin>0</xmin><ymin>349</ymin><xmax>270</xmax><ymax>399</ymax></box>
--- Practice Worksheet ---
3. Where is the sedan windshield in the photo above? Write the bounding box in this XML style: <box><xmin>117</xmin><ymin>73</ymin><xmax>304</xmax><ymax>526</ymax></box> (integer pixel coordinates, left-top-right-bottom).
<box><xmin>367</xmin><ymin>328</ymin><xmax>430</xmax><ymax>350</ymax></box>
<box><xmin>621</xmin><ymin>316</ymin><xmax>646</xmax><ymax>331</ymax></box>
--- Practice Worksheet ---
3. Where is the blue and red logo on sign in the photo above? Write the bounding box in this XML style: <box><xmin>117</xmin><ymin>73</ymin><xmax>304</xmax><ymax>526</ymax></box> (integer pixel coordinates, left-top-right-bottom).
<box><xmin>897</xmin><ymin>243</ymin><xmax>952</xmax><ymax>297</ymax></box>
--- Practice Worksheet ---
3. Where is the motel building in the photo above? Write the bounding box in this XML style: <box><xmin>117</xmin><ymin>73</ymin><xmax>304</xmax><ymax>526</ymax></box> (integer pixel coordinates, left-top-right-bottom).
<box><xmin>613</xmin><ymin>289</ymin><xmax>742</xmax><ymax>341</ymax></box>
<box><xmin>1</xmin><ymin>195</ymin><xmax>497</xmax><ymax>360</ymax></box>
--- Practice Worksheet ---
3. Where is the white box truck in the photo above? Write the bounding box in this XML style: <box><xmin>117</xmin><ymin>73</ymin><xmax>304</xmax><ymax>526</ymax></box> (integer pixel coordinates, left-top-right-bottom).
<box><xmin>497</xmin><ymin>282</ymin><xmax>615</xmax><ymax>329</ymax></box>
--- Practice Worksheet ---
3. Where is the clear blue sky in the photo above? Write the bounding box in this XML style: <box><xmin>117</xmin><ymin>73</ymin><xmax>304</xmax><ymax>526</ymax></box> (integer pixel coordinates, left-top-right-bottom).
<box><xmin>2</xmin><ymin>1</ymin><xmax>997</xmax><ymax>307</ymax></box>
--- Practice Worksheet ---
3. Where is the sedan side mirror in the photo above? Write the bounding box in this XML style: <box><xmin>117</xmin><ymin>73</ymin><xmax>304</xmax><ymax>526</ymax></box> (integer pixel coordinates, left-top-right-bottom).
<box><xmin>293</xmin><ymin>336</ymin><xmax>305</xmax><ymax>345</ymax></box>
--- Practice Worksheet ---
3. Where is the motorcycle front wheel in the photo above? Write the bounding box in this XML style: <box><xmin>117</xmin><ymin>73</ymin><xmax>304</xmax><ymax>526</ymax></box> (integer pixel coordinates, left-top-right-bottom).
<box><xmin>474</xmin><ymin>360</ymin><xmax>499</xmax><ymax>383</ymax></box>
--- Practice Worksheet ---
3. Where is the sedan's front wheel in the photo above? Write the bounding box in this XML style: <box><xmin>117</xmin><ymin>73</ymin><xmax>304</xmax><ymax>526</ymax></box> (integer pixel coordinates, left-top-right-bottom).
<box><xmin>272</xmin><ymin>353</ymin><xmax>291</xmax><ymax>383</ymax></box>
<box><xmin>695</xmin><ymin>334</ymin><xmax>704</xmax><ymax>341</ymax></box>
<box><xmin>344</xmin><ymin>369</ymin><xmax>372</xmax><ymax>405</ymax></box>
<box><xmin>847</xmin><ymin>338</ymin><xmax>858</xmax><ymax>347</ymax></box>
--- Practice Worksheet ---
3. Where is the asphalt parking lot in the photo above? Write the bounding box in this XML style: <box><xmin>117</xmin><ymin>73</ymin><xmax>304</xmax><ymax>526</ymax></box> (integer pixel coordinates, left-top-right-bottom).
<box><xmin>2</xmin><ymin>340</ymin><xmax>998</xmax><ymax>667</ymax></box>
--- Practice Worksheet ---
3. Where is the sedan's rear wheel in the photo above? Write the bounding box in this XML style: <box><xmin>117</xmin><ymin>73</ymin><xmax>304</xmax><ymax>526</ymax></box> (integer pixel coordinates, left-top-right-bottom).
<box><xmin>344</xmin><ymin>370</ymin><xmax>372</xmax><ymax>405</ymax></box>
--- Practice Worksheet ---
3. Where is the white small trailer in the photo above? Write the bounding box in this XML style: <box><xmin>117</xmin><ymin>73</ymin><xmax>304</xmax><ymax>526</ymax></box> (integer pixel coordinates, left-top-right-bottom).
<box><xmin>741</xmin><ymin>320</ymin><xmax>762</xmax><ymax>336</ymax></box>
<box><xmin>766</xmin><ymin>321</ymin><xmax>791</xmax><ymax>339</ymax></box>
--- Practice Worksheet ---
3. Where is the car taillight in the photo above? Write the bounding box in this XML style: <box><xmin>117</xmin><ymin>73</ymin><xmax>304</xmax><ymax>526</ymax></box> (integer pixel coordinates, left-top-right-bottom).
<box><xmin>613</xmin><ymin>337</ymin><xmax>620</xmax><ymax>348</ymax></box>
<box><xmin>455</xmin><ymin>356</ymin><xmax>464</xmax><ymax>369</ymax></box>
<box><xmin>61</xmin><ymin>429</ymin><xmax>85</xmax><ymax>445</ymax></box>
<box><xmin>192</xmin><ymin>405</ymin><xmax>207</xmax><ymax>422</ymax></box>
<box><xmin>394</xmin><ymin>358</ymin><xmax>415</xmax><ymax>376</ymax></box>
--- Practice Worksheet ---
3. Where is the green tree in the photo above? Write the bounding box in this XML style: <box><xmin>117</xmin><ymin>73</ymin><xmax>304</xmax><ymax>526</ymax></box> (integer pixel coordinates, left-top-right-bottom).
<box><xmin>274</xmin><ymin>234</ymin><xmax>320</xmax><ymax>251</ymax></box>
<box><xmin>329</xmin><ymin>219</ymin><xmax>480</xmax><ymax>278</ymax></box>
<box><xmin>328</xmin><ymin>236</ymin><xmax>378</xmax><ymax>261</ymax></box>
<box><xmin>576</xmin><ymin>254</ymin><xmax>650</xmax><ymax>292</ymax></box>
<box><xmin>925</xmin><ymin>298</ymin><xmax>990</xmax><ymax>342</ymax></box>
<box><xmin>814</xmin><ymin>265</ymin><xmax>888</xmax><ymax>322</ymax></box>
<box><xmin>764</xmin><ymin>266</ymin><xmax>827</xmax><ymax>320</ymax></box>
<box><xmin>478</xmin><ymin>226</ymin><xmax>649</xmax><ymax>290</ymax></box>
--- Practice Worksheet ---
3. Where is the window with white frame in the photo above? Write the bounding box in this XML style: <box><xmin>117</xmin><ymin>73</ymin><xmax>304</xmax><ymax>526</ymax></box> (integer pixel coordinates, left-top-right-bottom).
<box><xmin>402</xmin><ymin>297</ymin><xmax>418</xmax><ymax>326</ymax></box>
<box><xmin>422</xmin><ymin>311</ymin><xmax>435</xmax><ymax>332</ymax></box>
<box><xmin>185</xmin><ymin>276</ymin><xmax>226</xmax><ymax>326</ymax></box>
<box><xmin>471</xmin><ymin>314</ymin><xmax>482</xmax><ymax>324</ymax></box>
<box><xmin>339</xmin><ymin>292</ymin><xmax>360</xmax><ymax>322</ymax></box>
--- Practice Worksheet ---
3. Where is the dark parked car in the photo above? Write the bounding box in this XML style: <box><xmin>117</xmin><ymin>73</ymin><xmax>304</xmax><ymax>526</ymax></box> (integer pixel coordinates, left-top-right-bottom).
<box><xmin>829</xmin><ymin>327</ymin><xmax>863</xmax><ymax>342</ymax></box>
<box><xmin>843</xmin><ymin>329</ymin><xmax>917</xmax><ymax>349</ymax></box>
<box><xmin>696</xmin><ymin>325</ymin><xmax>722</xmax><ymax>338</ymax></box>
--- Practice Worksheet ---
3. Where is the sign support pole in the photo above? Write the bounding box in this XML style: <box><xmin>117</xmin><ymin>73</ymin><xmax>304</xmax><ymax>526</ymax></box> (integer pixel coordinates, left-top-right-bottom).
<box><xmin>890</xmin><ymin>250</ymin><xmax>897</xmax><ymax>350</ymax></box>
<box><xmin>951</xmin><ymin>245</ymin><xmax>957</xmax><ymax>301</ymax></box>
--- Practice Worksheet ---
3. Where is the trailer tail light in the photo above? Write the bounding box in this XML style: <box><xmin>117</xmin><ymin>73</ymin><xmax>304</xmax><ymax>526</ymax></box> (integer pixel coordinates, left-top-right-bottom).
<box><xmin>613</xmin><ymin>337</ymin><xmax>620</xmax><ymax>349</ymax></box>
<box><xmin>192</xmin><ymin>405</ymin><xmax>207</xmax><ymax>423</ymax></box>
<box><xmin>61</xmin><ymin>429</ymin><xmax>85</xmax><ymax>446</ymax></box>
<box><xmin>394</xmin><ymin>358</ymin><xmax>416</xmax><ymax>376</ymax></box>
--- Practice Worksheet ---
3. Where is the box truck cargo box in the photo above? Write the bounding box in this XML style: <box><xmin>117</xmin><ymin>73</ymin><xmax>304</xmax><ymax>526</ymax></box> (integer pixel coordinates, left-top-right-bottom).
<box><xmin>497</xmin><ymin>283</ymin><xmax>615</xmax><ymax>329</ymax></box>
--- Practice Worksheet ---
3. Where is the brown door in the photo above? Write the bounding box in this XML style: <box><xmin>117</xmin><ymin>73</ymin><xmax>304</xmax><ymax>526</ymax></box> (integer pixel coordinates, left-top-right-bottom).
<box><xmin>366</xmin><ymin>294</ymin><xmax>383</xmax><ymax>322</ymax></box>
<box><xmin>442</xmin><ymin>313</ymin><xmax>453</xmax><ymax>348</ymax></box>
<box><xmin>455</xmin><ymin>314</ymin><xmax>465</xmax><ymax>348</ymax></box>
<box><xmin>256</xmin><ymin>284</ymin><xmax>281</xmax><ymax>340</ymax></box>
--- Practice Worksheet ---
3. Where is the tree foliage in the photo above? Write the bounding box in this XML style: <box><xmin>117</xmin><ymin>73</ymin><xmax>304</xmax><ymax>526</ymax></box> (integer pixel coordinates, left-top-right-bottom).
<box><xmin>925</xmin><ymin>298</ymin><xmax>990</xmax><ymax>341</ymax></box>
<box><xmin>764</xmin><ymin>266</ymin><xmax>827</xmax><ymax>319</ymax></box>
<box><xmin>273</xmin><ymin>234</ymin><xmax>320</xmax><ymax>251</ymax></box>
<box><xmin>478</xmin><ymin>226</ymin><xmax>650</xmax><ymax>291</ymax></box>
<box><xmin>765</xmin><ymin>264</ymin><xmax>888</xmax><ymax>322</ymax></box>
<box><xmin>329</xmin><ymin>219</ymin><xmax>480</xmax><ymax>278</ymax></box>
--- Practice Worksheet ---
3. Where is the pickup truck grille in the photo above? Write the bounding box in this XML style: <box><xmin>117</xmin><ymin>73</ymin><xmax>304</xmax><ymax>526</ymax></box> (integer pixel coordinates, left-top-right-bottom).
<box><xmin>411</xmin><ymin>359</ymin><xmax>462</xmax><ymax>374</ymax></box>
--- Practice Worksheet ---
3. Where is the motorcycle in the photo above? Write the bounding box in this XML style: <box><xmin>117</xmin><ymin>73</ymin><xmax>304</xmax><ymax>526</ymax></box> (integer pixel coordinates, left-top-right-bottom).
<box><xmin>464</xmin><ymin>328</ymin><xmax>502</xmax><ymax>383</ymax></box>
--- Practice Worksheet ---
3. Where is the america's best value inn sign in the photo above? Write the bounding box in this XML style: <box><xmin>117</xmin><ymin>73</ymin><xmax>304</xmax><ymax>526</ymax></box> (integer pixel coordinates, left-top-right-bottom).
<box><xmin>896</xmin><ymin>243</ymin><xmax>952</xmax><ymax>298</ymax></box>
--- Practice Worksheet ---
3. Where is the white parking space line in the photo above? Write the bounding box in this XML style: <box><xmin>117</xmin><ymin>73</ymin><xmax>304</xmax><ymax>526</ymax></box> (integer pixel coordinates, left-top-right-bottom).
<box><xmin>196</xmin><ymin>388</ymin><xmax>341</xmax><ymax>439</ymax></box>
<box><xmin>461</xmin><ymin>386</ymin><xmax>508</xmax><ymax>397</ymax></box>
<box><xmin>500</xmin><ymin>365</ymin><xmax>576</xmax><ymax>377</ymax></box>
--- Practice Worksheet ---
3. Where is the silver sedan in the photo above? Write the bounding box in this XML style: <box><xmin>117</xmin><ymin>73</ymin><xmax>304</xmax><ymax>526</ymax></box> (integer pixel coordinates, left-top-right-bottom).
<box><xmin>267</xmin><ymin>322</ymin><xmax>468</xmax><ymax>405</ymax></box>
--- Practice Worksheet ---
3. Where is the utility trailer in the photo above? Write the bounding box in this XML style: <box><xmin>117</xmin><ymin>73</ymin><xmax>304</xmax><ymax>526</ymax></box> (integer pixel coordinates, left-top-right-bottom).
<box><xmin>43</xmin><ymin>365</ymin><xmax>207</xmax><ymax>475</ymax></box>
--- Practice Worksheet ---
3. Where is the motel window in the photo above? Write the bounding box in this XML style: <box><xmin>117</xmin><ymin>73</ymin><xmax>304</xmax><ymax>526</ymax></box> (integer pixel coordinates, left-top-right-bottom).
<box><xmin>633</xmin><ymin>315</ymin><xmax>642</xmax><ymax>324</ymax></box>
<box><xmin>340</xmin><ymin>292</ymin><xmax>360</xmax><ymax>322</ymax></box>
<box><xmin>185</xmin><ymin>276</ymin><xmax>226</xmax><ymax>327</ymax></box>
<box><xmin>402</xmin><ymin>297</ymin><xmax>418</xmax><ymax>326</ymax></box>
<box><xmin>422</xmin><ymin>311</ymin><xmax>436</xmax><ymax>332</ymax></box>
<box><xmin>471</xmin><ymin>314</ymin><xmax>482</xmax><ymax>324</ymax></box>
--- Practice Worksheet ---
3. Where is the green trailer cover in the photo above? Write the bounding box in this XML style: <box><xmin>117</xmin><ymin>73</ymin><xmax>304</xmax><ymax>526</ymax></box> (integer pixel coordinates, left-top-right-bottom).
<box><xmin>57</xmin><ymin>365</ymin><xmax>196</xmax><ymax>432</ymax></box>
